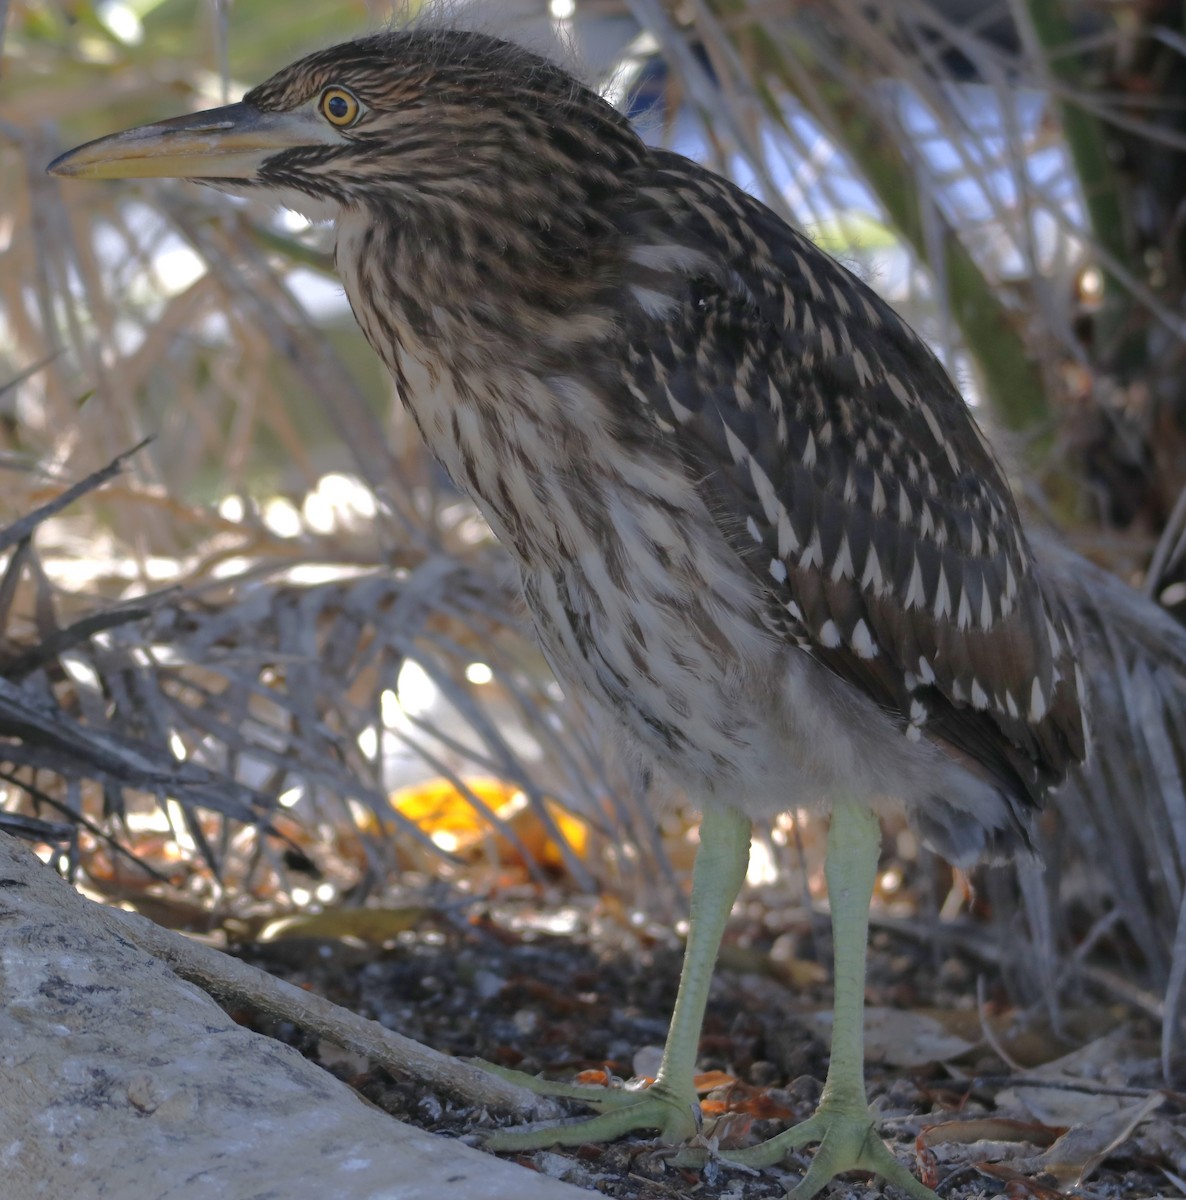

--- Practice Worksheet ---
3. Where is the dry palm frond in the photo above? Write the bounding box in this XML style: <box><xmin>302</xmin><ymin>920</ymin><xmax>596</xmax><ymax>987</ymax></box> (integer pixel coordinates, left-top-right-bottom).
<box><xmin>1017</xmin><ymin>539</ymin><xmax>1186</xmax><ymax>1063</ymax></box>
<box><xmin>0</xmin><ymin>439</ymin><xmax>652</xmax><ymax>905</ymax></box>
<box><xmin>0</xmin><ymin>445</ymin><xmax>269</xmax><ymax>849</ymax></box>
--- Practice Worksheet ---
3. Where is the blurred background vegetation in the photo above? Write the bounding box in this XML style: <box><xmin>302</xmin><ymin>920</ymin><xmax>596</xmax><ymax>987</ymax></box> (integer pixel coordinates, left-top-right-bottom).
<box><xmin>3</xmin><ymin>0</ymin><xmax>1186</xmax><ymax>1049</ymax></box>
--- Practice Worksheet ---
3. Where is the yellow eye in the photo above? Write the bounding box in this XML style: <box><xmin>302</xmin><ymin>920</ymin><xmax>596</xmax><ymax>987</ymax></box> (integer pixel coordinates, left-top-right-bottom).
<box><xmin>320</xmin><ymin>87</ymin><xmax>361</xmax><ymax>128</ymax></box>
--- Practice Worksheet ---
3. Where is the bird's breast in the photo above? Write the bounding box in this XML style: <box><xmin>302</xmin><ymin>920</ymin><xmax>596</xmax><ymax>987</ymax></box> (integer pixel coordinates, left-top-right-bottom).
<box><xmin>336</xmin><ymin>285</ymin><xmax>791</xmax><ymax>786</ymax></box>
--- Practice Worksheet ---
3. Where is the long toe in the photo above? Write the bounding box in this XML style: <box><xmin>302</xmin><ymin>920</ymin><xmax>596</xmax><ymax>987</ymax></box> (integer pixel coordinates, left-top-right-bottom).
<box><xmin>479</xmin><ymin>1069</ymin><xmax>701</xmax><ymax>1150</ymax></box>
<box><xmin>722</xmin><ymin>1107</ymin><xmax>939</xmax><ymax>1200</ymax></box>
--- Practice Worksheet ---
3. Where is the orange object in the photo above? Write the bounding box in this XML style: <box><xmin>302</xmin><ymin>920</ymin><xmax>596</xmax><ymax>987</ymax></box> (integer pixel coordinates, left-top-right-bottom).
<box><xmin>387</xmin><ymin>777</ymin><xmax>590</xmax><ymax>872</ymax></box>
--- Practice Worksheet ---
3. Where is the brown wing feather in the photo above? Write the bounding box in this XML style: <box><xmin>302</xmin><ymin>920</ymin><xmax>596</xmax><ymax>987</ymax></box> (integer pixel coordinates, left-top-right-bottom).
<box><xmin>616</xmin><ymin>152</ymin><xmax>1087</xmax><ymax>805</ymax></box>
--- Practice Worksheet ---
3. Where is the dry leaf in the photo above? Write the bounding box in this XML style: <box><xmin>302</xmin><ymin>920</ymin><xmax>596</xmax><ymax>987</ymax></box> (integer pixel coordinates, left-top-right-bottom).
<box><xmin>799</xmin><ymin>1006</ymin><xmax>978</xmax><ymax>1067</ymax></box>
<box><xmin>997</xmin><ymin>1026</ymin><xmax>1142</xmax><ymax>1126</ymax></box>
<box><xmin>1027</xmin><ymin>1092</ymin><xmax>1165</xmax><ymax>1187</ymax></box>
<box><xmin>256</xmin><ymin>905</ymin><xmax>426</xmax><ymax>944</ymax></box>
<box><xmin>918</xmin><ymin>1117</ymin><xmax>1063</xmax><ymax>1152</ymax></box>
<box><xmin>694</xmin><ymin>1070</ymin><xmax>739</xmax><ymax>1093</ymax></box>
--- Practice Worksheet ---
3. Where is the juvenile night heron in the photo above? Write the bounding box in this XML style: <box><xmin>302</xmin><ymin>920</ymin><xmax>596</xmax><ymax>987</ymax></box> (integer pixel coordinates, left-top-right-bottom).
<box><xmin>49</xmin><ymin>29</ymin><xmax>1089</xmax><ymax>1199</ymax></box>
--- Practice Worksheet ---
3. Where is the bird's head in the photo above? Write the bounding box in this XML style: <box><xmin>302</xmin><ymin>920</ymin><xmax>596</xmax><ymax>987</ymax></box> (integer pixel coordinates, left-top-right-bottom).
<box><xmin>47</xmin><ymin>29</ymin><xmax>644</xmax><ymax>229</ymax></box>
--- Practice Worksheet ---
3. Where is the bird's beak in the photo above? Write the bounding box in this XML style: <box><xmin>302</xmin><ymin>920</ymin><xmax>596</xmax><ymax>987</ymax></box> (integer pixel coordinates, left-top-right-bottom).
<box><xmin>46</xmin><ymin>102</ymin><xmax>311</xmax><ymax>181</ymax></box>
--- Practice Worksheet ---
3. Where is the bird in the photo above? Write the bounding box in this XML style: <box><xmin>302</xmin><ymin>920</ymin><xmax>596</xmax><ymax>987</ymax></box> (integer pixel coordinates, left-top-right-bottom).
<box><xmin>48</xmin><ymin>28</ymin><xmax>1090</xmax><ymax>1199</ymax></box>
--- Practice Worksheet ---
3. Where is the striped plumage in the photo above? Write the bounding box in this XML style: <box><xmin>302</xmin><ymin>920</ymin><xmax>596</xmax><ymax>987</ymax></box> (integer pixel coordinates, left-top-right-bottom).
<box><xmin>246</xmin><ymin>30</ymin><xmax>1087</xmax><ymax>864</ymax></box>
<box><xmin>46</xmin><ymin>29</ymin><xmax>1092</xmax><ymax>1197</ymax></box>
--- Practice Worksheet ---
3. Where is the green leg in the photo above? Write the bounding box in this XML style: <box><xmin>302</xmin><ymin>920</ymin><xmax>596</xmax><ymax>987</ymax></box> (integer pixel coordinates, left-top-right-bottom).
<box><xmin>722</xmin><ymin>800</ymin><xmax>938</xmax><ymax>1199</ymax></box>
<box><xmin>482</xmin><ymin>803</ymin><xmax>751</xmax><ymax>1150</ymax></box>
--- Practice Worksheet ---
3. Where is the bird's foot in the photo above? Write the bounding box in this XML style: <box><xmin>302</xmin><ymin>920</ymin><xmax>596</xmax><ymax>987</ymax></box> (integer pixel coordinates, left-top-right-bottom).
<box><xmin>476</xmin><ymin>1060</ymin><xmax>700</xmax><ymax>1149</ymax></box>
<box><xmin>709</xmin><ymin>1104</ymin><xmax>938</xmax><ymax>1200</ymax></box>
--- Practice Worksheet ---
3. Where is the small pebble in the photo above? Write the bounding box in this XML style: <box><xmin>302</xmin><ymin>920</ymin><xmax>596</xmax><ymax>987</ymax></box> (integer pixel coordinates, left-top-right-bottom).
<box><xmin>512</xmin><ymin>1008</ymin><xmax>538</xmax><ymax>1035</ymax></box>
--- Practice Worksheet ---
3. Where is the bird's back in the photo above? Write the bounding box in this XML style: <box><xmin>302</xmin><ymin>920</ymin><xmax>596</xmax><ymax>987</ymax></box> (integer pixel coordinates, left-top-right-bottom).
<box><xmin>611</xmin><ymin>150</ymin><xmax>1088</xmax><ymax>806</ymax></box>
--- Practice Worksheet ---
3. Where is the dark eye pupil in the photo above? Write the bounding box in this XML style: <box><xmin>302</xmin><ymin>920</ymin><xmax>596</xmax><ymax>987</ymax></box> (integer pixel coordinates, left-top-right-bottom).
<box><xmin>328</xmin><ymin>95</ymin><xmax>349</xmax><ymax>118</ymax></box>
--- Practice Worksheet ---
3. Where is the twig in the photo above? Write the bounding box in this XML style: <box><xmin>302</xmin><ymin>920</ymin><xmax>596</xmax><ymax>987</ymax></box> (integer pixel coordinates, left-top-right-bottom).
<box><xmin>4</xmin><ymin>604</ymin><xmax>153</xmax><ymax>680</ymax></box>
<box><xmin>1077</xmin><ymin>963</ymin><xmax>1166</xmax><ymax>1021</ymax></box>
<box><xmin>96</xmin><ymin>903</ymin><xmax>562</xmax><ymax>1120</ymax></box>
<box><xmin>1144</xmin><ymin>479</ymin><xmax>1186</xmax><ymax>598</ymax></box>
<box><xmin>0</xmin><ymin>438</ymin><xmax>152</xmax><ymax>555</ymax></box>
<box><xmin>976</xmin><ymin>974</ymin><xmax>1026</xmax><ymax>1073</ymax></box>
<box><xmin>968</xmin><ymin>1075</ymin><xmax>1173</xmax><ymax>1102</ymax></box>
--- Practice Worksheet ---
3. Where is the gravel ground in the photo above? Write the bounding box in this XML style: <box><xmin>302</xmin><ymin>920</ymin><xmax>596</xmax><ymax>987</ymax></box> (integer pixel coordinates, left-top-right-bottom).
<box><xmin>231</xmin><ymin>878</ymin><xmax>1181</xmax><ymax>1199</ymax></box>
